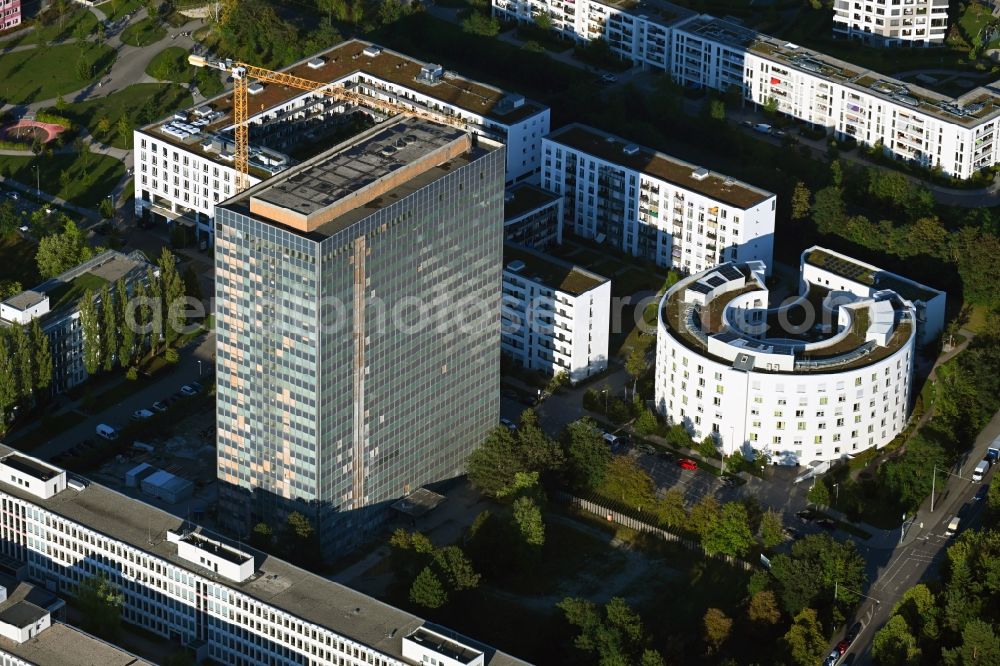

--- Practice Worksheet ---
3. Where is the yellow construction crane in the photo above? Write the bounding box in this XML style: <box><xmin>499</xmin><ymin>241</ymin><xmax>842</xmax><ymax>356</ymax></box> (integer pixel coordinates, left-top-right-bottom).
<box><xmin>188</xmin><ymin>54</ymin><xmax>470</xmax><ymax>192</ymax></box>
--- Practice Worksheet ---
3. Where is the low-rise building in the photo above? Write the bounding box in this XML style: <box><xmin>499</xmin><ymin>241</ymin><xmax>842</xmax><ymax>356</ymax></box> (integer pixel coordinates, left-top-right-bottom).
<box><xmin>0</xmin><ymin>251</ymin><xmax>155</xmax><ymax>393</ymax></box>
<box><xmin>542</xmin><ymin>123</ymin><xmax>775</xmax><ymax>273</ymax></box>
<box><xmin>654</xmin><ymin>259</ymin><xmax>916</xmax><ymax>466</ymax></box>
<box><xmin>832</xmin><ymin>0</ymin><xmax>948</xmax><ymax>46</ymax></box>
<box><xmin>501</xmin><ymin>244</ymin><xmax>610</xmax><ymax>383</ymax></box>
<box><xmin>0</xmin><ymin>0</ymin><xmax>20</xmax><ymax>31</ymax></box>
<box><xmin>503</xmin><ymin>184</ymin><xmax>562</xmax><ymax>250</ymax></box>
<box><xmin>134</xmin><ymin>40</ymin><xmax>550</xmax><ymax>244</ymax></box>
<box><xmin>0</xmin><ymin>449</ymin><xmax>528</xmax><ymax>666</ymax></box>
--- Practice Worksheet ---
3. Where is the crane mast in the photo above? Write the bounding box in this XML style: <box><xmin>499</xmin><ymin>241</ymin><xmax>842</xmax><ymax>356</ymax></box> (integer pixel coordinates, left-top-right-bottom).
<box><xmin>188</xmin><ymin>54</ymin><xmax>471</xmax><ymax>192</ymax></box>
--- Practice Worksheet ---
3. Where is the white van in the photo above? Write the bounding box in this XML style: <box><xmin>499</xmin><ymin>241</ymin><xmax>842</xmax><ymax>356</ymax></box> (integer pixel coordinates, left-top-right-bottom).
<box><xmin>95</xmin><ymin>424</ymin><xmax>118</xmax><ymax>441</ymax></box>
<box><xmin>973</xmin><ymin>460</ymin><xmax>989</xmax><ymax>483</ymax></box>
<box><xmin>946</xmin><ymin>516</ymin><xmax>960</xmax><ymax>537</ymax></box>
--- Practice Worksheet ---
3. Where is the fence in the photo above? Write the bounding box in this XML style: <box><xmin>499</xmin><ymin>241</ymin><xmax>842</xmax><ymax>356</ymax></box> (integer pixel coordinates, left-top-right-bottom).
<box><xmin>565</xmin><ymin>494</ymin><xmax>757</xmax><ymax>573</ymax></box>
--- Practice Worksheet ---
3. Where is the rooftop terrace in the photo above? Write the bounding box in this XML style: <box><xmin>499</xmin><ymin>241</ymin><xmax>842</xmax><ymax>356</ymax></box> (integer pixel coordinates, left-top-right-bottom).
<box><xmin>504</xmin><ymin>244</ymin><xmax>609</xmax><ymax>297</ymax></box>
<box><xmin>547</xmin><ymin>123</ymin><xmax>774</xmax><ymax>209</ymax></box>
<box><xmin>804</xmin><ymin>248</ymin><xmax>943</xmax><ymax>303</ymax></box>
<box><xmin>0</xmin><ymin>445</ymin><xmax>527</xmax><ymax>666</ymax></box>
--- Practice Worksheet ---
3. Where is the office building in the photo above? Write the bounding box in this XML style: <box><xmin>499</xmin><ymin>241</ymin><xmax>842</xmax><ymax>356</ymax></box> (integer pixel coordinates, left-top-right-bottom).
<box><xmin>214</xmin><ymin>118</ymin><xmax>504</xmax><ymax>557</ymax></box>
<box><xmin>654</xmin><ymin>258</ymin><xmax>916</xmax><ymax>466</ymax></box>
<box><xmin>503</xmin><ymin>184</ymin><xmax>562</xmax><ymax>250</ymax></box>
<box><xmin>0</xmin><ymin>250</ymin><xmax>154</xmax><ymax>393</ymax></box>
<box><xmin>501</xmin><ymin>244</ymin><xmax>610</xmax><ymax>383</ymax></box>
<box><xmin>832</xmin><ymin>0</ymin><xmax>948</xmax><ymax>46</ymax></box>
<box><xmin>542</xmin><ymin>123</ymin><xmax>775</xmax><ymax>273</ymax></box>
<box><xmin>134</xmin><ymin>40</ymin><xmax>548</xmax><ymax>244</ymax></box>
<box><xmin>0</xmin><ymin>448</ymin><xmax>527</xmax><ymax>666</ymax></box>
<box><xmin>0</xmin><ymin>0</ymin><xmax>19</xmax><ymax>31</ymax></box>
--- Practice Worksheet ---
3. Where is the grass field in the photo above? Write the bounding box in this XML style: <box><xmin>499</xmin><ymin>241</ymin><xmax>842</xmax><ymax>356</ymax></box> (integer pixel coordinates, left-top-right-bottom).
<box><xmin>58</xmin><ymin>83</ymin><xmax>193</xmax><ymax>149</ymax></box>
<box><xmin>104</xmin><ymin>0</ymin><xmax>143</xmax><ymax>20</ymax></box>
<box><xmin>120</xmin><ymin>17</ymin><xmax>166</xmax><ymax>47</ymax></box>
<box><xmin>6</xmin><ymin>8</ymin><xmax>97</xmax><ymax>46</ymax></box>
<box><xmin>0</xmin><ymin>152</ymin><xmax>125</xmax><ymax>208</ymax></box>
<box><xmin>146</xmin><ymin>47</ymin><xmax>225</xmax><ymax>97</ymax></box>
<box><xmin>0</xmin><ymin>43</ymin><xmax>116</xmax><ymax>104</ymax></box>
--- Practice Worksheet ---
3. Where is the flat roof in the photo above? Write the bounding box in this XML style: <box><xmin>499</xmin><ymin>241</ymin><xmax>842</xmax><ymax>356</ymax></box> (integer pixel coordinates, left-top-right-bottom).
<box><xmin>803</xmin><ymin>247</ymin><xmax>943</xmax><ymax>303</ymax></box>
<box><xmin>504</xmin><ymin>184</ymin><xmax>560</xmax><ymax>222</ymax></box>
<box><xmin>1</xmin><ymin>290</ymin><xmax>45</xmax><ymax>312</ymax></box>
<box><xmin>1</xmin><ymin>454</ymin><xmax>60</xmax><ymax>482</ymax></box>
<box><xmin>602</xmin><ymin>0</ymin><xmax>695</xmax><ymax>25</ymax></box>
<box><xmin>547</xmin><ymin>124</ymin><xmax>773</xmax><ymax>209</ymax></box>
<box><xmin>140</xmin><ymin>39</ymin><xmax>545</xmax><ymax>158</ymax></box>
<box><xmin>0</xmin><ymin>601</ymin><xmax>46</xmax><ymax>629</ymax></box>
<box><xmin>0</xmin><ymin>444</ymin><xmax>528</xmax><ymax>666</ymax></box>
<box><xmin>224</xmin><ymin>118</ymin><xmax>499</xmax><ymax>240</ymax></box>
<box><xmin>0</xmin><ymin>622</ymin><xmax>154</xmax><ymax>666</ymax></box>
<box><xmin>504</xmin><ymin>244</ymin><xmax>608</xmax><ymax>297</ymax></box>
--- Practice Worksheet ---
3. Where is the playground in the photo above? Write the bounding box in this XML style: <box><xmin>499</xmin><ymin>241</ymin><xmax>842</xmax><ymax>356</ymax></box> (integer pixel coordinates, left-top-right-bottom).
<box><xmin>1</xmin><ymin>119</ymin><xmax>67</xmax><ymax>146</ymax></box>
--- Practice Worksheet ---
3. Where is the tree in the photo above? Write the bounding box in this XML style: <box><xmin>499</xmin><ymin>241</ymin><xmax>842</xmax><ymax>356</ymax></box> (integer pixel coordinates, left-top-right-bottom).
<box><xmin>512</xmin><ymin>496</ymin><xmax>545</xmax><ymax>547</ymax></box>
<box><xmin>807</xmin><ymin>481</ymin><xmax>830</xmax><ymax>508</ymax></box>
<box><xmin>942</xmin><ymin>619</ymin><xmax>1000</xmax><ymax>666</ymax></box>
<box><xmin>558</xmin><ymin>596</ymin><xmax>648</xmax><ymax>665</ymax></box>
<box><xmin>601</xmin><ymin>457</ymin><xmax>656</xmax><ymax>509</ymax></box>
<box><xmin>117</xmin><ymin>279</ymin><xmax>135</xmax><ymax>369</ymax></box>
<box><xmin>697</xmin><ymin>435</ymin><xmax>718</xmax><ymax>459</ymax></box>
<box><xmin>0</xmin><ymin>280</ymin><xmax>21</xmax><ymax>299</ymax></box>
<box><xmin>563</xmin><ymin>419</ymin><xmax>611</xmax><ymax>491</ymax></box>
<box><xmin>96</xmin><ymin>116</ymin><xmax>111</xmax><ymax>137</ymax></box>
<box><xmin>892</xmin><ymin>583</ymin><xmax>939</xmax><ymax>641</ymax></box>
<box><xmin>0</xmin><ymin>201</ymin><xmax>17</xmax><ymax>238</ymax></box>
<box><xmin>702</xmin><ymin>607</ymin><xmax>732</xmax><ymax>654</ymax></box>
<box><xmin>872</xmin><ymin>614</ymin><xmax>921</xmax><ymax>666</ymax></box>
<box><xmin>688</xmin><ymin>495</ymin><xmax>721</xmax><ymax>540</ymax></box>
<box><xmin>634</xmin><ymin>408</ymin><xmax>660</xmax><ymax>436</ymax></box>
<box><xmin>770</xmin><ymin>534</ymin><xmax>866</xmax><ymax>615</ymax></box>
<box><xmin>249</xmin><ymin>522</ymin><xmax>273</xmax><ymax>549</ymax></box>
<box><xmin>534</xmin><ymin>11</ymin><xmax>552</xmax><ymax>30</ymax></box>
<box><xmin>652</xmin><ymin>488</ymin><xmax>686</xmax><ymax>529</ymax></box>
<box><xmin>117</xmin><ymin>115</ymin><xmax>131</xmax><ymax>148</ymax></box>
<box><xmin>0</xmin><ymin>340</ymin><xmax>17</xmax><ymax>421</ymax></box>
<box><xmin>783</xmin><ymin>608</ymin><xmax>826</xmax><ymax>666</ymax></box>
<box><xmin>35</xmin><ymin>219</ymin><xmax>94</xmax><ymax>278</ymax></box>
<box><xmin>432</xmin><ymin>546</ymin><xmax>480</xmax><ymax>591</ymax></box>
<box><xmin>791</xmin><ymin>181</ymin><xmax>811</xmax><ymax>220</ymax></box>
<box><xmin>624</xmin><ymin>343</ymin><xmax>647</xmax><ymax>400</ymax></box>
<box><xmin>316</xmin><ymin>0</ymin><xmax>348</xmax><ymax>24</ymax></box>
<box><xmin>146</xmin><ymin>266</ymin><xmax>163</xmax><ymax>353</ymax></box>
<box><xmin>30</xmin><ymin>319</ymin><xmax>52</xmax><ymax>391</ymax></box>
<box><xmin>158</xmin><ymin>248</ymin><xmax>185</xmax><ymax>346</ymax></box>
<box><xmin>763</xmin><ymin>96</ymin><xmax>779</xmax><ymax>116</ymax></box>
<box><xmin>640</xmin><ymin>650</ymin><xmax>666</xmax><ymax>666</ymax></box>
<box><xmin>100</xmin><ymin>284</ymin><xmax>117</xmax><ymax>372</ymax></box>
<box><xmin>409</xmin><ymin>566</ymin><xmax>447</xmax><ymax>609</ymax></box>
<box><xmin>76</xmin><ymin>574</ymin><xmax>123</xmax><ymax>640</ymax></box>
<box><xmin>703</xmin><ymin>501</ymin><xmax>754</xmax><ymax>557</ymax></box>
<box><xmin>283</xmin><ymin>511</ymin><xmax>319</xmax><ymax>566</ymax></box>
<box><xmin>466</xmin><ymin>427</ymin><xmax>528</xmax><ymax>498</ymax></box>
<box><xmin>707</xmin><ymin>98</ymin><xmax>726</xmax><ymax>122</ymax></box>
<box><xmin>811</xmin><ymin>186</ymin><xmax>845</xmax><ymax>235</ymax></box>
<box><xmin>79</xmin><ymin>290</ymin><xmax>101</xmax><ymax>376</ymax></box>
<box><xmin>747</xmin><ymin>590</ymin><xmax>781</xmax><ymax>625</ymax></box>
<box><xmin>760</xmin><ymin>509</ymin><xmax>785</xmax><ymax>549</ymax></box>
<box><xmin>9</xmin><ymin>325</ymin><xmax>33</xmax><ymax>400</ymax></box>
<box><xmin>462</xmin><ymin>12</ymin><xmax>500</xmax><ymax>37</ymax></box>
<box><xmin>378</xmin><ymin>0</ymin><xmax>406</xmax><ymax>25</ymax></box>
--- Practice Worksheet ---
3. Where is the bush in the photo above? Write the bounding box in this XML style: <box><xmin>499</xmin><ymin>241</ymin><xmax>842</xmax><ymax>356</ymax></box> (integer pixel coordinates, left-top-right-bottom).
<box><xmin>35</xmin><ymin>112</ymin><xmax>74</xmax><ymax>129</ymax></box>
<box><xmin>125</xmin><ymin>366</ymin><xmax>138</xmax><ymax>381</ymax></box>
<box><xmin>164</xmin><ymin>348</ymin><xmax>179</xmax><ymax>364</ymax></box>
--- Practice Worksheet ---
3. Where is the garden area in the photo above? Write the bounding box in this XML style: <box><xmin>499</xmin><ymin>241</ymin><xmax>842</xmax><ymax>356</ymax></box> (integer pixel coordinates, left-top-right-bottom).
<box><xmin>0</xmin><ymin>43</ymin><xmax>116</xmax><ymax>104</ymax></box>
<box><xmin>119</xmin><ymin>16</ymin><xmax>166</xmax><ymax>47</ymax></box>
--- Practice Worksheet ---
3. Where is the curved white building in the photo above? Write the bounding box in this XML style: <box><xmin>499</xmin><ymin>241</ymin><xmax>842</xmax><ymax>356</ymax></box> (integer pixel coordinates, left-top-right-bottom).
<box><xmin>654</xmin><ymin>260</ymin><xmax>916</xmax><ymax>466</ymax></box>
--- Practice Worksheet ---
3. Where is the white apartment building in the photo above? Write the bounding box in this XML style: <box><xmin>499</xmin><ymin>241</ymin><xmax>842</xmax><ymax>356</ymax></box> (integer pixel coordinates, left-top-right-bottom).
<box><xmin>134</xmin><ymin>40</ymin><xmax>550</xmax><ymax>243</ymax></box>
<box><xmin>542</xmin><ymin>123</ymin><xmax>776</xmax><ymax>274</ymax></box>
<box><xmin>801</xmin><ymin>246</ymin><xmax>945</xmax><ymax>347</ymax></box>
<box><xmin>832</xmin><ymin>0</ymin><xmax>949</xmax><ymax>46</ymax></box>
<box><xmin>501</xmin><ymin>244</ymin><xmax>611</xmax><ymax>383</ymax></box>
<box><xmin>493</xmin><ymin>0</ymin><xmax>694</xmax><ymax>71</ymax></box>
<box><xmin>654</xmin><ymin>260</ymin><xmax>916</xmax><ymax>466</ymax></box>
<box><xmin>0</xmin><ymin>449</ymin><xmax>527</xmax><ymax>666</ymax></box>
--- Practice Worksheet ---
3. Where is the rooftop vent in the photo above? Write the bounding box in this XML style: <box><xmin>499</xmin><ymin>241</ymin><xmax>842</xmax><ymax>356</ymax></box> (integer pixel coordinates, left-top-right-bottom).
<box><xmin>247</xmin><ymin>82</ymin><xmax>265</xmax><ymax>95</ymax></box>
<box><xmin>363</xmin><ymin>45</ymin><xmax>383</xmax><ymax>57</ymax></box>
<box><xmin>691</xmin><ymin>167</ymin><xmax>710</xmax><ymax>181</ymax></box>
<box><xmin>417</xmin><ymin>64</ymin><xmax>444</xmax><ymax>85</ymax></box>
<box><xmin>495</xmin><ymin>93</ymin><xmax>526</xmax><ymax>114</ymax></box>
<box><xmin>506</xmin><ymin>260</ymin><xmax>526</xmax><ymax>273</ymax></box>
<box><xmin>622</xmin><ymin>144</ymin><xmax>640</xmax><ymax>156</ymax></box>
<box><xmin>307</xmin><ymin>57</ymin><xmax>325</xmax><ymax>69</ymax></box>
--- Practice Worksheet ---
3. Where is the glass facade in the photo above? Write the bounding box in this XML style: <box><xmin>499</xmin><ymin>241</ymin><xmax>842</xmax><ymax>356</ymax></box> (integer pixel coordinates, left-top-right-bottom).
<box><xmin>214</xmin><ymin>143</ymin><xmax>504</xmax><ymax>557</ymax></box>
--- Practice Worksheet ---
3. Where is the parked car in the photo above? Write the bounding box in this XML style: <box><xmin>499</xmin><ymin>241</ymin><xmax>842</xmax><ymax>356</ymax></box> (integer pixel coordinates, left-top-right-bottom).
<box><xmin>823</xmin><ymin>648</ymin><xmax>841</xmax><ymax>666</ymax></box>
<box><xmin>131</xmin><ymin>409</ymin><xmax>154</xmax><ymax>420</ymax></box>
<box><xmin>974</xmin><ymin>484</ymin><xmax>989</xmax><ymax>501</ymax></box>
<box><xmin>796</xmin><ymin>508</ymin><xmax>817</xmax><ymax>522</ymax></box>
<box><xmin>836</xmin><ymin>639</ymin><xmax>850</xmax><ymax>655</ymax></box>
<box><xmin>677</xmin><ymin>458</ymin><xmax>698</xmax><ymax>470</ymax></box>
<box><xmin>946</xmin><ymin>516</ymin><xmax>961</xmax><ymax>537</ymax></box>
<box><xmin>499</xmin><ymin>418</ymin><xmax>517</xmax><ymax>431</ymax></box>
<box><xmin>189</xmin><ymin>381</ymin><xmax>204</xmax><ymax>393</ymax></box>
<box><xmin>601</xmin><ymin>73</ymin><xmax>617</xmax><ymax>83</ymax></box>
<box><xmin>817</xmin><ymin>518</ymin><xmax>836</xmax><ymax>531</ymax></box>
<box><xmin>180</xmin><ymin>384</ymin><xmax>198</xmax><ymax>397</ymax></box>
<box><xmin>95</xmin><ymin>424</ymin><xmax>118</xmax><ymax>441</ymax></box>
<box><xmin>846</xmin><ymin>622</ymin><xmax>862</xmax><ymax>644</ymax></box>
<box><xmin>152</xmin><ymin>401</ymin><xmax>169</xmax><ymax>413</ymax></box>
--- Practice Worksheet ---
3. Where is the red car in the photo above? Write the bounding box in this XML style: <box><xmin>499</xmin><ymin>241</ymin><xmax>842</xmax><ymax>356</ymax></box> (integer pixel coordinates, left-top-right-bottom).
<box><xmin>677</xmin><ymin>458</ymin><xmax>698</xmax><ymax>470</ymax></box>
<box><xmin>836</xmin><ymin>640</ymin><xmax>850</xmax><ymax>655</ymax></box>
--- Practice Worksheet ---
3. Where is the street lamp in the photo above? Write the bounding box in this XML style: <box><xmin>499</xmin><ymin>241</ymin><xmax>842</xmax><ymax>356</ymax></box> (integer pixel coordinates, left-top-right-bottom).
<box><xmin>900</xmin><ymin>513</ymin><xmax>907</xmax><ymax>545</ymax></box>
<box><xmin>833</xmin><ymin>482</ymin><xmax>840</xmax><ymax>504</ymax></box>
<box><xmin>197</xmin><ymin>360</ymin><xmax>203</xmax><ymax>376</ymax></box>
<box><xmin>600</xmin><ymin>389</ymin><xmax>608</xmax><ymax>414</ymax></box>
<box><xmin>32</xmin><ymin>165</ymin><xmax>39</xmax><ymax>198</ymax></box>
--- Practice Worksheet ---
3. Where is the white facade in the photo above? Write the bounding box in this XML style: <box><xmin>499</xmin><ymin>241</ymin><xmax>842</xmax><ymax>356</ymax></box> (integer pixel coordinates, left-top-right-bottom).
<box><xmin>832</xmin><ymin>0</ymin><xmax>949</xmax><ymax>46</ymax></box>
<box><xmin>801</xmin><ymin>246</ymin><xmax>946</xmax><ymax>347</ymax></box>
<box><xmin>542</xmin><ymin>123</ymin><xmax>775</xmax><ymax>273</ymax></box>
<box><xmin>654</xmin><ymin>260</ymin><xmax>916</xmax><ymax>466</ymax></box>
<box><xmin>0</xmin><ymin>295</ymin><xmax>47</xmax><ymax>326</ymax></box>
<box><xmin>0</xmin><ymin>455</ymin><xmax>65</xmax><ymax>501</ymax></box>
<box><xmin>0</xmin><ymin>455</ymin><xmax>526</xmax><ymax>666</ymax></box>
<box><xmin>0</xmin><ymin>606</ymin><xmax>49</xmax><ymax>645</ymax></box>
<box><xmin>501</xmin><ymin>246</ymin><xmax>611</xmax><ymax>383</ymax></box>
<box><xmin>134</xmin><ymin>40</ymin><xmax>549</xmax><ymax>242</ymax></box>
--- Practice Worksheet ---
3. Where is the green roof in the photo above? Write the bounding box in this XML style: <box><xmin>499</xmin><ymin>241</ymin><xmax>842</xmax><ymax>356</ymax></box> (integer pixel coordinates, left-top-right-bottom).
<box><xmin>503</xmin><ymin>244</ymin><xmax>608</xmax><ymax>297</ymax></box>
<box><xmin>46</xmin><ymin>273</ymin><xmax>108</xmax><ymax>311</ymax></box>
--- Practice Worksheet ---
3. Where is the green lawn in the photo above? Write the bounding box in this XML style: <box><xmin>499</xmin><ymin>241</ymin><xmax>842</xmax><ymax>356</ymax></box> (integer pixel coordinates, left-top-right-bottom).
<box><xmin>0</xmin><ymin>43</ymin><xmax>116</xmax><ymax>104</ymax></box>
<box><xmin>48</xmin><ymin>272</ymin><xmax>109</xmax><ymax>310</ymax></box>
<box><xmin>146</xmin><ymin>47</ymin><xmax>225</xmax><ymax>97</ymax></box>
<box><xmin>0</xmin><ymin>152</ymin><xmax>125</xmax><ymax>208</ymax></box>
<box><xmin>5</xmin><ymin>8</ymin><xmax>97</xmax><ymax>46</ymax></box>
<box><xmin>958</xmin><ymin>2</ymin><xmax>993</xmax><ymax>44</ymax></box>
<box><xmin>104</xmin><ymin>0</ymin><xmax>144</xmax><ymax>20</ymax></box>
<box><xmin>57</xmin><ymin>83</ymin><xmax>193</xmax><ymax>149</ymax></box>
<box><xmin>120</xmin><ymin>17</ymin><xmax>166</xmax><ymax>47</ymax></box>
<box><xmin>0</xmin><ymin>235</ymin><xmax>39</xmax><ymax>286</ymax></box>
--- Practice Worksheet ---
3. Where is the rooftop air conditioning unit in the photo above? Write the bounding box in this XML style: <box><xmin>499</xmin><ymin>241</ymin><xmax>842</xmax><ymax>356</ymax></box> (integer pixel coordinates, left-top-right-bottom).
<box><xmin>622</xmin><ymin>144</ymin><xmax>640</xmax><ymax>156</ymax></box>
<box><xmin>506</xmin><ymin>260</ymin><xmax>526</xmax><ymax>273</ymax></box>
<box><xmin>307</xmin><ymin>57</ymin><xmax>325</xmax><ymax>69</ymax></box>
<box><xmin>363</xmin><ymin>45</ymin><xmax>383</xmax><ymax>57</ymax></box>
<box><xmin>691</xmin><ymin>167</ymin><xmax>710</xmax><ymax>180</ymax></box>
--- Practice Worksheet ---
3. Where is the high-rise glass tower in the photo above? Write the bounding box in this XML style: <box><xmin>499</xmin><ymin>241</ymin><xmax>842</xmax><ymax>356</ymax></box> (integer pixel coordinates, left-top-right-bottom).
<box><xmin>213</xmin><ymin>118</ymin><xmax>504</xmax><ymax>557</ymax></box>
